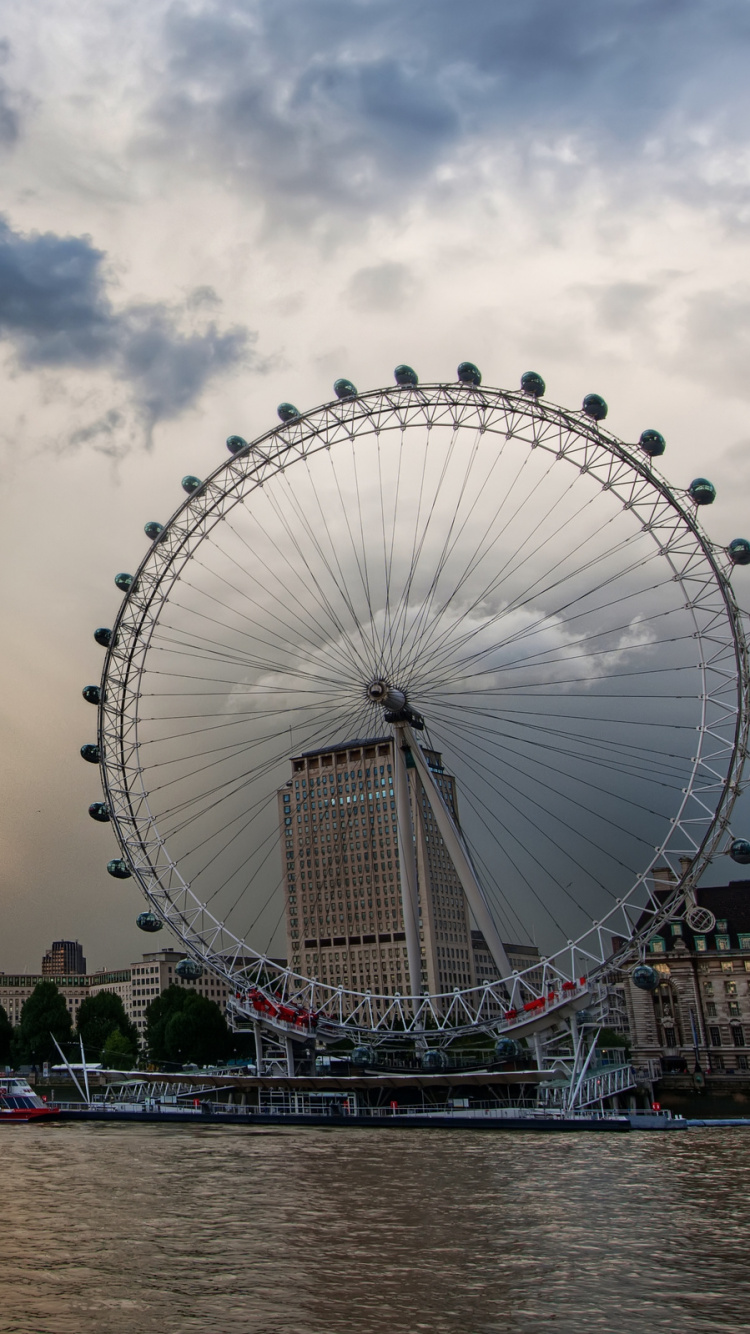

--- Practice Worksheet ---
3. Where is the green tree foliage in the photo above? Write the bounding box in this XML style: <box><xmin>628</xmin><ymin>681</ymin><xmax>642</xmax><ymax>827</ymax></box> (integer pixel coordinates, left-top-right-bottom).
<box><xmin>146</xmin><ymin>985</ymin><xmax>230</xmax><ymax>1066</ymax></box>
<box><xmin>0</xmin><ymin>1002</ymin><xmax>12</xmax><ymax>1065</ymax></box>
<box><xmin>16</xmin><ymin>981</ymin><xmax>72</xmax><ymax>1065</ymax></box>
<box><xmin>76</xmin><ymin>991</ymin><xmax>139</xmax><ymax>1061</ymax></box>
<box><xmin>102</xmin><ymin>1028</ymin><xmax>137</xmax><ymax>1070</ymax></box>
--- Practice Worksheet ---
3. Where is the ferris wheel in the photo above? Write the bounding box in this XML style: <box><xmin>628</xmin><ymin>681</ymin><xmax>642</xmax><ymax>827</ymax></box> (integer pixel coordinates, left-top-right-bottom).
<box><xmin>81</xmin><ymin>363</ymin><xmax>750</xmax><ymax>1045</ymax></box>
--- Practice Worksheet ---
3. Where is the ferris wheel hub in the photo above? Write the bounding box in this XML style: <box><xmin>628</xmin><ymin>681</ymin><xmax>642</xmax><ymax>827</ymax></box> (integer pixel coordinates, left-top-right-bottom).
<box><xmin>366</xmin><ymin>679</ymin><xmax>425</xmax><ymax>730</ymax></box>
<box><xmin>366</xmin><ymin>679</ymin><xmax>406</xmax><ymax>710</ymax></box>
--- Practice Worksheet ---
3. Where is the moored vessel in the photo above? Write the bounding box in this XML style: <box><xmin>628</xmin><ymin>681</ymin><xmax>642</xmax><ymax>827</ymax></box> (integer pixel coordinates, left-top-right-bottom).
<box><xmin>0</xmin><ymin>1077</ymin><xmax>58</xmax><ymax>1122</ymax></box>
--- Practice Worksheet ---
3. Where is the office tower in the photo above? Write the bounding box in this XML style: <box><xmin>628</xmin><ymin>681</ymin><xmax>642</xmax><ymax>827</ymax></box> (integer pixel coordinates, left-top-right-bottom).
<box><xmin>278</xmin><ymin>736</ymin><xmax>476</xmax><ymax>1008</ymax></box>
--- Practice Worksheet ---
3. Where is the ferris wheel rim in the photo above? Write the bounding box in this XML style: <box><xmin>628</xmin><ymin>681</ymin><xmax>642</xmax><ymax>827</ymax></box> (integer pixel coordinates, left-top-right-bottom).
<box><xmin>93</xmin><ymin>380</ymin><xmax>750</xmax><ymax>1036</ymax></box>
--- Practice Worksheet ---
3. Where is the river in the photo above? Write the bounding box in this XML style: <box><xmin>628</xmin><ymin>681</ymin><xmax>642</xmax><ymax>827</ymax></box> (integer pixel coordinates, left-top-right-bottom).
<box><xmin>2</xmin><ymin>1124</ymin><xmax>749</xmax><ymax>1333</ymax></box>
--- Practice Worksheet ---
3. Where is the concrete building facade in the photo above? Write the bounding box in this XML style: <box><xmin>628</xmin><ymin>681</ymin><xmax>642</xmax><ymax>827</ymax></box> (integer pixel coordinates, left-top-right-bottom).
<box><xmin>622</xmin><ymin>876</ymin><xmax>750</xmax><ymax>1074</ymax></box>
<box><xmin>279</xmin><ymin>736</ymin><xmax>477</xmax><ymax>1005</ymax></box>
<box><xmin>279</xmin><ymin>735</ymin><xmax>536</xmax><ymax>1009</ymax></box>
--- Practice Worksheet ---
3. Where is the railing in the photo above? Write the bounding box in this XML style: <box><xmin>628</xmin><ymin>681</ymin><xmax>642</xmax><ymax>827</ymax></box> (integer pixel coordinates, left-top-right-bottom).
<box><xmin>574</xmin><ymin>1064</ymin><xmax>638</xmax><ymax>1109</ymax></box>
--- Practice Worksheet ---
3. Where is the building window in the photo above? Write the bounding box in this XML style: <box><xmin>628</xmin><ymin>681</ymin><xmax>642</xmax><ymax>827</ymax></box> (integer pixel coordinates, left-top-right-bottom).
<box><xmin>670</xmin><ymin>922</ymin><xmax>683</xmax><ymax>936</ymax></box>
<box><xmin>739</xmin><ymin>934</ymin><xmax>750</xmax><ymax>951</ymax></box>
<box><xmin>709</xmin><ymin>1026</ymin><xmax>722</xmax><ymax>1047</ymax></box>
<box><xmin>694</xmin><ymin>936</ymin><xmax>707</xmax><ymax>952</ymax></box>
<box><xmin>706</xmin><ymin>1001</ymin><xmax>717</xmax><ymax>1017</ymax></box>
<box><xmin>732</xmin><ymin>1026</ymin><xmax>745</xmax><ymax>1046</ymax></box>
<box><xmin>649</xmin><ymin>936</ymin><xmax>666</xmax><ymax>954</ymax></box>
<box><xmin>716</xmin><ymin>920</ymin><xmax>728</xmax><ymax>933</ymax></box>
<box><xmin>663</xmin><ymin>1027</ymin><xmax>677</xmax><ymax>1048</ymax></box>
<box><xmin>716</xmin><ymin>936</ymin><xmax>731</xmax><ymax>952</ymax></box>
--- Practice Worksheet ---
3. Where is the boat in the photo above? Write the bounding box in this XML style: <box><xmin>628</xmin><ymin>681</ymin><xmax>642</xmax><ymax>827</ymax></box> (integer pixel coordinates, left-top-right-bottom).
<box><xmin>0</xmin><ymin>1077</ymin><xmax>58</xmax><ymax>1122</ymax></box>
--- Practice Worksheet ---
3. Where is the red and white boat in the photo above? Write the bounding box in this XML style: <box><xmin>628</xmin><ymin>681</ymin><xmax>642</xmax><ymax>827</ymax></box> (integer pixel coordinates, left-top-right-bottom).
<box><xmin>0</xmin><ymin>1077</ymin><xmax>58</xmax><ymax>1121</ymax></box>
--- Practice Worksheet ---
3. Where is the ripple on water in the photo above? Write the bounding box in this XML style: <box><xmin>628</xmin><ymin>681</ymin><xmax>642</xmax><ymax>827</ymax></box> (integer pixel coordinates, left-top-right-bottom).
<box><xmin>1</xmin><ymin>1125</ymin><xmax>750</xmax><ymax>1334</ymax></box>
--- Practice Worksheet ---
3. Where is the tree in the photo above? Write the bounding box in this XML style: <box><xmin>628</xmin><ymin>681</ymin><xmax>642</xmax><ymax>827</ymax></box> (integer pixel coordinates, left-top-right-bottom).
<box><xmin>77</xmin><ymin>991</ymin><xmax>139</xmax><ymax>1062</ymax></box>
<box><xmin>102</xmin><ymin>1028</ymin><xmax>137</xmax><ymax>1070</ymax></box>
<box><xmin>16</xmin><ymin>981</ymin><xmax>72</xmax><ymax>1065</ymax></box>
<box><xmin>146</xmin><ymin>985</ymin><xmax>230</xmax><ymax>1066</ymax></box>
<box><xmin>0</xmin><ymin>1002</ymin><xmax>12</xmax><ymax>1066</ymax></box>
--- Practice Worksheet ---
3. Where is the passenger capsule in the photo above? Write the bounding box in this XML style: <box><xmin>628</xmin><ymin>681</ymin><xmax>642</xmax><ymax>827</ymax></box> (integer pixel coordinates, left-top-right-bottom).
<box><xmin>94</xmin><ymin>627</ymin><xmax>112</xmax><ymax>648</ymax></box>
<box><xmin>521</xmin><ymin>371</ymin><xmax>545</xmax><ymax>398</ymax></box>
<box><xmin>175</xmin><ymin>958</ymin><xmax>203</xmax><ymax>979</ymax></box>
<box><xmin>137</xmin><ymin>911</ymin><xmax>163</xmax><ymax>933</ymax></box>
<box><xmin>729</xmin><ymin>539</ymin><xmax>750</xmax><ymax>566</ymax></box>
<box><xmin>457</xmin><ymin>361</ymin><xmax>482</xmax><ymax>386</ymax></box>
<box><xmin>394</xmin><ymin>364</ymin><xmax>418</xmax><ymax>386</ymax></box>
<box><xmin>582</xmin><ymin>393</ymin><xmax>608</xmax><ymax>421</ymax></box>
<box><xmin>333</xmin><ymin>379</ymin><xmax>358</xmax><ymax>400</ymax></box>
<box><xmin>730</xmin><ymin>838</ymin><xmax>750</xmax><ymax>864</ymax></box>
<box><xmin>277</xmin><ymin>403</ymin><xmax>300</xmax><ymax>423</ymax></box>
<box><xmin>495</xmin><ymin>1037</ymin><xmax>523</xmax><ymax>1062</ymax></box>
<box><xmin>420</xmin><ymin>1049</ymin><xmax>448</xmax><ymax>1071</ymax></box>
<box><xmin>351</xmin><ymin>1045</ymin><xmax>375</xmax><ymax>1065</ymax></box>
<box><xmin>181</xmin><ymin>475</ymin><xmax>202</xmax><ymax>495</ymax></box>
<box><xmin>114</xmin><ymin>573</ymin><xmax>133</xmax><ymax>592</ymax></box>
<box><xmin>144</xmin><ymin>521</ymin><xmax>163</xmax><ymax>541</ymax></box>
<box><xmin>88</xmin><ymin>802</ymin><xmax>110</xmax><ymax>822</ymax></box>
<box><xmin>639</xmin><ymin>429</ymin><xmax>666</xmax><ymax>458</ymax></box>
<box><xmin>80</xmin><ymin>744</ymin><xmax>100</xmax><ymax>764</ymax></box>
<box><xmin>632</xmin><ymin>964</ymin><xmax>659</xmax><ymax>992</ymax></box>
<box><xmin>226</xmin><ymin>435</ymin><xmax>248</xmax><ymax>454</ymax></box>
<box><xmin>107</xmin><ymin>858</ymin><xmax>131</xmax><ymax>879</ymax></box>
<box><xmin>82</xmin><ymin>685</ymin><xmax>101</xmax><ymax>705</ymax></box>
<box><xmin>689</xmin><ymin>477</ymin><xmax>716</xmax><ymax>506</ymax></box>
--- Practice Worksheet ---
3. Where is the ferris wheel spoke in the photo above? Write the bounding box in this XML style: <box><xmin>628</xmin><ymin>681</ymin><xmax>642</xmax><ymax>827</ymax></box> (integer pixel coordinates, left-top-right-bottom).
<box><xmin>391</xmin><ymin>427</ymin><xmax>489</xmax><ymax>675</ymax></box>
<box><xmin>429</xmin><ymin>737</ymin><xmax>590</xmax><ymax>934</ymax></box>
<box><xmin>428</xmin><ymin>708</ymin><xmax>661</xmax><ymax>856</ymax></box>
<box><xmin>427</xmin><ymin>706</ymin><xmax>687</xmax><ymax>808</ymax></box>
<box><xmin>409</xmin><ymin>455</ymin><xmax>598</xmax><ymax>672</ymax></box>
<box><xmin>221</xmin><ymin>506</ymin><xmax>370</xmax><ymax>683</ymax></box>
<box><xmin>393</xmin><ymin>428</ymin><xmax>535</xmax><ymax>680</ymax></box>
<box><xmin>175</xmin><ymin>572</ymin><xmax>363</xmax><ymax>688</ymax></box>
<box><xmin>215</xmin><ymin>514</ymin><xmax>365</xmax><ymax>674</ymax></box>
<box><xmin>263</xmin><ymin>466</ymin><xmax>383</xmax><ymax>672</ymax></box>
<box><xmin>141</xmin><ymin>697</ymin><xmax>353</xmax><ymax>796</ymax></box>
<box><xmin>423</xmin><ymin>632</ymin><xmax>699</xmax><ymax>700</ymax></box>
<box><xmin>157</xmin><ymin>602</ymin><xmax>337</xmax><ymax>685</ymax></box>
<box><xmin>423</xmin><ymin>600</ymin><xmax>686</xmax><ymax>686</ymax></box>
<box><xmin>435</xmin><ymin>707</ymin><xmax>693</xmax><ymax>788</ymax></box>
<box><xmin>429</xmin><ymin>717</ymin><xmax>632</xmax><ymax>917</ymax></box>
<box><xmin>412</xmin><ymin>524</ymin><xmax>658</xmax><ymax>692</ymax></box>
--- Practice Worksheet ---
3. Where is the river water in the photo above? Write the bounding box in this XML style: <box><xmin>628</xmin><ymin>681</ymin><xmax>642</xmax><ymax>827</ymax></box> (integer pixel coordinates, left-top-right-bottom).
<box><xmin>2</xmin><ymin>1124</ymin><xmax>749</xmax><ymax>1334</ymax></box>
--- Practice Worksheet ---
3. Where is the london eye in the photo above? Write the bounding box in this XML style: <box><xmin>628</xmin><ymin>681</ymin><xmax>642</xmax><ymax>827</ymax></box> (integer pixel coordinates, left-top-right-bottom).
<box><xmin>80</xmin><ymin>364</ymin><xmax>750</xmax><ymax>1049</ymax></box>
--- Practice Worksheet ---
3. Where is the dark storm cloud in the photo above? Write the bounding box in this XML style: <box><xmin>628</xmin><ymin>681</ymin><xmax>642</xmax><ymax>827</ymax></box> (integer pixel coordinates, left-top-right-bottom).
<box><xmin>0</xmin><ymin>218</ymin><xmax>253</xmax><ymax>432</ymax></box>
<box><xmin>0</xmin><ymin>41</ymin><xmax>20</xmax><ymax>147</ymax></box>
<box><xmin>145</xmin><ymin>0</ymin><xmax>750</xmax><ymax>222</ymax></box>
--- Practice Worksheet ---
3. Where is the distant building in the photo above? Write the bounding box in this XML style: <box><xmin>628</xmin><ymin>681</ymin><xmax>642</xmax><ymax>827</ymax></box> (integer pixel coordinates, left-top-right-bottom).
<box><xmin>471</xmin><ymin>931</ymin><xmax>542</xmax><ymax>1010</ymax></box>
<box><xmin>42</xmin><ymin>940</ymin><xmax>86</xmax><ymax>975</ymax></box>
<box><xmin>622</xmin><ymin>873</ymin><xmax>750</xmax><ymax>1074</ymax></box>
<box><xmin>127</xmin><ymin>948</ymin><xmax>234</xmax><ymax>1041</ymax></box>
<box><xmin>0</xmin><ymin>947</ymin><xmax>236</xmax><ymax>1049</ymax></box>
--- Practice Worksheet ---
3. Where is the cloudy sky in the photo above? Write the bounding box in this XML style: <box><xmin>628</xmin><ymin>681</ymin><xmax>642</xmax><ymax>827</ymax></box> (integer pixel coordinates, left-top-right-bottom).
<box><xmin>2</xmin><ymin>0</ymin><xmax>750</xmax><ymax>972</ymax></box>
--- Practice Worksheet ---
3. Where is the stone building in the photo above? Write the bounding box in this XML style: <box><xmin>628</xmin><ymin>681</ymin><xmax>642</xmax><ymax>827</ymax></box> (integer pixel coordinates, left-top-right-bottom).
<box><xmin>623</xmin><ymin>875</ymin><xmax>750</xmax><ymax>1074</ymax></box>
